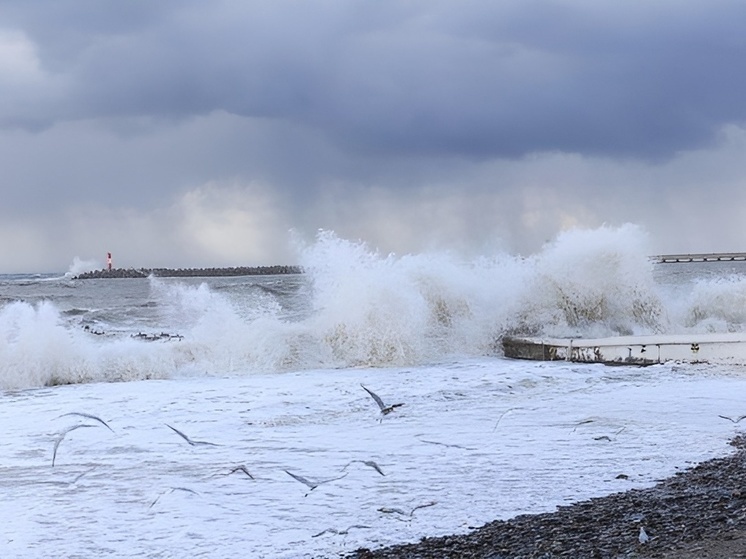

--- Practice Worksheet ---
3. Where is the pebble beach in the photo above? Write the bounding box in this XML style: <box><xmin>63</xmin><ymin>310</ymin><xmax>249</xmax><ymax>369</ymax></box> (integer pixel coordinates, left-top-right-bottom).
<box><xmin>349</xmin><ymin>437</ymin><xmax>746</xmax><ymax>559</ymax></box>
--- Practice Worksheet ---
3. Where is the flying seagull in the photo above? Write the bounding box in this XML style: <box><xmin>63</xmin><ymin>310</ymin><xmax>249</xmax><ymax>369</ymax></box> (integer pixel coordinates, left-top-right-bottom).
<box><xmin>165</xmin><ymin>424</ymin><xmax>219</xmax><ymax>447</ymax></box>
<box><xmin>361</xmin><ymin>384</ymin><xmax>404</xmax><ymax>419</ymax></box>
<box><xmin>343</xmin><ymin>459</ymin><xmax>385</xmax><ymax>476</ymax></box>
<box><xmin>207</xmin><ymin>464</ymin><xmax>255</xmax><ymax>480</ymax></box>
<box><xmin>149</xmin><ymin>487</ymin><xmax>200</xmax><ymax>509</ymax></box>
<box><xmin>592</xmin><ymin>427</ymin><xmax>626</xmax><ymax>442</ymax></box>
<box><xmin>719</xmin><ymin>414</ymin><xmax>746</xmax><ymax>423</ymax></box>
<box><xmin>378</xmin><ymin>501</ymin><xmax>437</xmax><ymax>518</ymax></box>
<box><xmin>52</xmin><ymin>424</ymin><xmax>98</xmax><ymax>466</ymax></box>
<box><xmin>70</xmin><ymin>466</ymin><xmax>98</xmax><ymax>484</ymax></box>
<box><xmin>56</xmin><ymin>412</ymin><xmax>115</xmax><ymax>432</ymax></box>
<box><xmin>312</xmin><ymin>525</ymin><xmax>370</xmax><ymax>538</ymax></box>
<box><xmin>227</xmin><ymin>465</ymin><xmax>254</xmax><ymax>479</ymax></box>
<box><xmin>417</xmin><ymin>438</ymin><xmax>476</xmax><ymax>450</ymax></box>
<box><xmin>492</xmin><ymin>408</ymin><xmax>516</xmax><ymax>432</ymax></box>
<box><xmin>44</xmin><ymin>465</ymin><xmax>100</xmax><ymax>487</ymax></box>
<box><xmin>284</xmin><ymin>469</ymin><xmax>348</xmax><ymax>496</ymax></box>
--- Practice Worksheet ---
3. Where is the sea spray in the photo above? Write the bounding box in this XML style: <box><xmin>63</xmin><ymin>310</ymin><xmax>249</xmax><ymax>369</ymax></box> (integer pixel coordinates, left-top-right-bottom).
<box><xmin>0</xmin><ymin>297</ymin><xmax>181</xmax><ymax>389</ymax></box>
<box><xmin>0</xmin><ymin>301</ymin><xmax>96</xmax><ymax>388</ymax></box>
<box><xmin>65</xmin><ymin>256</ymin><xmax>100</xmax><ymax>278</ymax></box>
<box><xmin>147</xmin><ymin>277</ymin><xmax>294</xmax><ymax>374</ymax></box>
<box><xmin>4</xmin><ymin>225</ymin><xmax>746</xmax><ymax>390</ymax></box>
<box><xmin>681</xmin><ymin>276</ymin><xmax>746</xmax><ymax>332</ymax></box>
<box><xmin>298</xmin><ymin>232</ymin><xmax>430</xmax><ymax>366</ymax></box>
<box><xmin>298</xmin><ymin>231</ymin><xmax>519</xmax><ymax>365</ymax></box>
<box><xmin>511</xmin><ymin>224</ymin><xmax>665</xmax><ymax>338</ymax></box>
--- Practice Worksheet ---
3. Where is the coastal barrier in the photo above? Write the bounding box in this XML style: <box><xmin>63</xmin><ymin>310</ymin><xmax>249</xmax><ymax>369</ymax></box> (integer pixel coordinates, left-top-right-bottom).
<box><xmin>502</xmin><ymin>333</ymin><xmax>746</xmax><ymax>366</ymax></box>
<box><xmin>74</xmin><ymin>265</ymin><xmax>302</xmax><ymax>279</ymax></box>
<box><xmin>654</xmin><ymin>252</ymin><xmax>746</xmax><ymax>263</ymax></box>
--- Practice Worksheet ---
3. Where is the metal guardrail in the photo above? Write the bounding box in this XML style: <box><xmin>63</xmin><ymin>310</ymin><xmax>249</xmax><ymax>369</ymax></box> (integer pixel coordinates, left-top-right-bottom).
<box><xmin>653</xmin><ymin>253</ymin><xmax>746</xmax><ymax>263</ymax></box>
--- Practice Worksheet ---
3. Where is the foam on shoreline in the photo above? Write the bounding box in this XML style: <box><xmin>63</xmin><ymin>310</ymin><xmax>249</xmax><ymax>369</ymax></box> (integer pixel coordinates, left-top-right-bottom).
<box><xmin>350</xmin><ymin>439</ymin><xmax>746</xmax><ymax>558</ymax></box>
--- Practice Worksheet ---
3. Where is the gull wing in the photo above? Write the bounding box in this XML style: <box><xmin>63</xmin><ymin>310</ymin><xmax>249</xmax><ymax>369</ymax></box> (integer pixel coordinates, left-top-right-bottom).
<box><xmin>165</xmin><ymin>424</ymin><xmax>194</xmax><ymax>445</ymax></box>
<box><xmin>361</xmin><ymin>384</ymin><xmax>386</xmax><ymax>411</ymax></box>
<box><xmin>58</xmin><ymin>412</ymin><xmax>114</xmax><ymax>432</ymax></box>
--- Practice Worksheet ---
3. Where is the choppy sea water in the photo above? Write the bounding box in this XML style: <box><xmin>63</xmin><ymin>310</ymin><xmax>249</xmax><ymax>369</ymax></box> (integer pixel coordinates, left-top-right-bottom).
<box><xmin>2</xmin><ymin>227</ymin><xmax>746</xmax><ymax>558</ymax></box>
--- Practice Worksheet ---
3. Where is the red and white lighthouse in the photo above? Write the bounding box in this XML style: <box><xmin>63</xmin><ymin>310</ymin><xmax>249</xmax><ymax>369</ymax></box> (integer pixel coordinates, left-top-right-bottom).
<box><xmin>107</xmin><ymin>252</ymin><xmax>112</xmax><ymax>271</ymax></box>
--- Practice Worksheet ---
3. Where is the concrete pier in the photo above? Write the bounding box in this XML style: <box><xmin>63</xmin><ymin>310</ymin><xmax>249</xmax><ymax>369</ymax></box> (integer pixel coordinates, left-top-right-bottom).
<box><xmin>502</xmin><ymin>333</ymin><xmax>746</xmax><ymax>366</ymax></box>
<box><xmin>654</xmin><ymin>252</ymin><xmax>746</xmax><ymax>263</ymax></box>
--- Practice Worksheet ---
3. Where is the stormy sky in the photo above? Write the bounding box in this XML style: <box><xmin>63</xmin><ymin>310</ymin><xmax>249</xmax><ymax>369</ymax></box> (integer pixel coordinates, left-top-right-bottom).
<box><xmin>2</xmin><ymin>1</ymin><xmax>746</xmax><ymax>272</ymax></box>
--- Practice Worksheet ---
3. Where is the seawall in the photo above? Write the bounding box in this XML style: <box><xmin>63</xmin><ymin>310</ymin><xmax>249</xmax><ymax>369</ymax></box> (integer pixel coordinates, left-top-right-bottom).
<box><xmin>74</xmin><ymin>265</ymin><xmax>302</xmax><ymax>279</ymax></box>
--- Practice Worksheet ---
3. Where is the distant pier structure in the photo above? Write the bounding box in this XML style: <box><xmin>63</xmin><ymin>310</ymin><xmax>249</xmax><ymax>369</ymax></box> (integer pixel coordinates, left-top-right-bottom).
<box><xmin>654</xmin><ymin>252</ymin><xmax>746</xmax><ymax>263</ymax></box>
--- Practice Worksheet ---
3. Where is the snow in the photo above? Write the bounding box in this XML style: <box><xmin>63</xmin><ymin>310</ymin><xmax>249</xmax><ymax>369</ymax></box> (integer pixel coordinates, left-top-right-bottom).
<box><xmin>2</xmin><ymin>358</ymin><xmax>745</xmax><ymax>558</ymax></box>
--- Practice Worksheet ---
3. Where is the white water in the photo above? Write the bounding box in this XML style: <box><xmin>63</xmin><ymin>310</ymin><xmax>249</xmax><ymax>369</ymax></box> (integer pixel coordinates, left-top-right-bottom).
<box><xmin>2</xmin><ymin>359</ymin><xmax>745</xmax><ymax>558</ymax></box>
<box><xmin>2</xmin><ymin>225</ymin><xmax>746</xmax><ymax>557</ymax></box>
<box><xmin>2</xmin><ymin>224</ymin><xmax>744</xmax><ymax>390</ymax></box>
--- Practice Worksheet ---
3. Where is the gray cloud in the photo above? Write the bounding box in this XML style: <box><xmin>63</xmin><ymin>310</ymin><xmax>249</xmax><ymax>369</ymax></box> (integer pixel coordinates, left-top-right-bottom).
<box><xmin>3</xmin><ymin>1</ymin><xmax>746</xmax><ymax>158</ymax></box>
<box><xmin>1</xmin><ymin>1</ymin><xmax>746</xmax><ymax>272</ymax></box>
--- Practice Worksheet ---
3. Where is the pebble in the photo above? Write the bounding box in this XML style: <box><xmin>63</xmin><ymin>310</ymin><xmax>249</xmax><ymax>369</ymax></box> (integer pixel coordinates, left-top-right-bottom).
<box><xmin>347</xmin><ymin>436</ymin><xmax>746</xmax><ymax>559</ymax></box>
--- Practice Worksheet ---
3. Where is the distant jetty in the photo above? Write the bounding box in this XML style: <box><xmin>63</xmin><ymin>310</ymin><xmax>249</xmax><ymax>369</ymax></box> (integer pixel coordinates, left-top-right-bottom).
<box><xmin>654</xmin><ymin>252</ymin><xmax>746</xmax><ymax>263</ymax></box>
<box><xmin>74</xmin><ymin>265</ymin><xmax>302</xmax><ymax>279</ymax></box>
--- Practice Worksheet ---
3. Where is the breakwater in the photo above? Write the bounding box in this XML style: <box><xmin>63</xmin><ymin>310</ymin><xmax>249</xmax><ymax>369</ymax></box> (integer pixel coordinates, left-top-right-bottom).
<box><xmin>74</xmin><ymin>265</ymin><xmax>302</xmax><ymax>279</ymax></box>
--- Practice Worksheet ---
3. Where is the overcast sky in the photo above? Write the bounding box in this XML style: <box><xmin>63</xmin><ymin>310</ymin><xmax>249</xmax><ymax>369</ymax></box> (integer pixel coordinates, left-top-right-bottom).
<box><xmin>2</xmin><ymin>1</ymin><xmax>746</xmax><ymax>272</ymax></box>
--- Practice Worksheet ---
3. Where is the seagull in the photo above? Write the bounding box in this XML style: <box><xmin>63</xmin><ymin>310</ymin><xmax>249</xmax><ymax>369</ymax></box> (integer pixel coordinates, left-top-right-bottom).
<box><xmin>342</xmin><ymin>459</ymin><xmax>385</xmax><ymax>476</ymax></box>
<box><xmin>207</xmin><ymin>465</ymin><xmax>255</xmax><ymax>480</ymax></box>
<box><xmin>165</xmin><ymin>424</ymin><xmax>219</xmax><ymax>446</ymax></box>
<box><xmin>312</xmin><ymin>525</ymin><xmax>370</xmax><ymax>538</ymax></box>
<box><xmin>639</xmin><ymin>526</ymin><xmax>650</xmax><ymax>544</ymax></box>
<box><xmin>50</xmin><ymin>466</ymin><xmax>99</xmax><ymax>486</ymax></box>
<box><xmin>284</xmin><ymin>470</ymin><xmax>348</xmax><ymax>496</ymax></box>
<box><xmin>56</xmin><ymin>412</ymin><xmax>115</xmax><ymax>432</ymax></box>
<box><xmin>492</xmin><ymin>408</ymin><xmax>516</xmax><ymax>432</ymax></box>
<box><xmin>226</xmin><ymin>465</ymin><xmax>254</xmax><ymax>479</ymax></box>
<box><xmin>417</xmin><ymin>438</ymin><xmax>476</xmax><ymax>450</ymax></box>
<box><xmin>52</xmin><ymin>424</ymin><xmax>98</xmax><ymax>466</ymax></box>
<box><xmin>406</xmin><ymin>501</ymin><xmax>437</xmax><ymax>516</ymax></box>
<box><xmin>719</xmin><ymin>414</ymin><xmax>746</xmax><ymax>423</ymax></box>
<box><xmin>378</xmin><ymin>501</ymin><xmax>437</xmax><ymax>518</ymax></box>
<box><xmin>361</xmin><ymin>384</ymin><xmax>404</xmax><ymax>419</ymax></box>
<box><xmin>70</xmin><ymin>466</ymin><xmax>98</xmax><ymax>484</ymax></box>
<box><xmin>571</xmin><ymin>418</ymin><xmax>596</xmax><ymax>432</ymax></box>
<box><xmin>149</xmin><ymin>487</ymin><xmax>200</xmax><ymax>509</ymax></box>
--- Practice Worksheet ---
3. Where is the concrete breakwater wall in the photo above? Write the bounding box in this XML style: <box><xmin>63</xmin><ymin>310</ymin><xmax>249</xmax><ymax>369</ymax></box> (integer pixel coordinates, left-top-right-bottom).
<box><xmin>502</xmin><ymin>332</ymin><xmax>746</xmax><ymax>365</ymax></box>
<box><xmin>75</xmin><ymin>265</ymin><xmax>302</xmax><ymax>279</ymax></box>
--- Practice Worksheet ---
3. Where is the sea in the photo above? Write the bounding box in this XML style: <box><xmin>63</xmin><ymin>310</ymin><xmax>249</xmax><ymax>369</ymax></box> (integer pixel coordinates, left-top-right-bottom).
<box><xmin>2</xmin><ymin>226</ymin><xmax>746</xmax><ymax>558</ymax></box>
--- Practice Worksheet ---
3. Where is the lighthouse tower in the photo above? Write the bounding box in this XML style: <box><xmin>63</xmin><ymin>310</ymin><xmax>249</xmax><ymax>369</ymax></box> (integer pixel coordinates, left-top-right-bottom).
<box><xmin>107</xmin><ymin>252</ymin><xmax>112</xmax><ymax>271</ymax></box>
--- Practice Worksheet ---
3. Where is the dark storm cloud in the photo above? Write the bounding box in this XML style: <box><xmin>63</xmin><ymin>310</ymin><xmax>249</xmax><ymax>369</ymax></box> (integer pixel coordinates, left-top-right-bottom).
<box><xmin>3</xmin><ymin>1</ymin><xmax>746</xmax><ymax>159</ymax></box>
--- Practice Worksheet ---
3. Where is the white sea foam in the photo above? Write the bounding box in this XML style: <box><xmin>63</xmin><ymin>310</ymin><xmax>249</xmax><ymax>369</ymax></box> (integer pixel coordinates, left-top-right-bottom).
<box><xmin>0</xmin><ymin>358</ymin><xmax>742</xmax><ymax>558</ymax></box>
<box><xmin>0</xmin><ymin>300</ymin><xmax>176</xmax><ymax>389</ymax></box>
